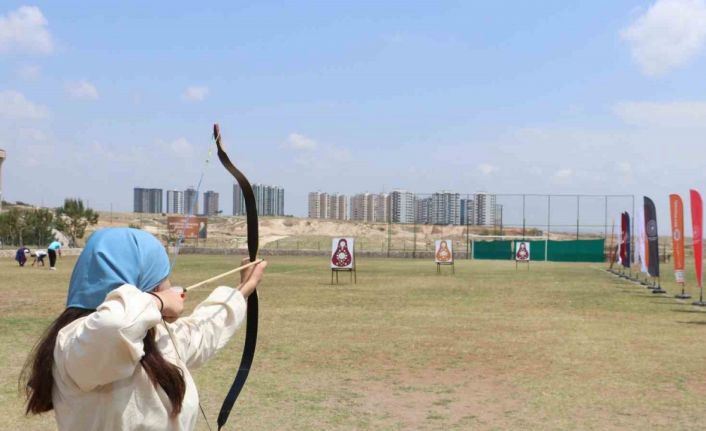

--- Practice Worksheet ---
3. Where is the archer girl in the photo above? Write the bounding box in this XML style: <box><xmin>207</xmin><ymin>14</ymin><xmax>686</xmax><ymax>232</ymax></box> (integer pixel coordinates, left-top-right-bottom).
<box><xmin>21</xmin><ymin>227</ymin><xmax>267</xmax><ymax>431</ymax></box>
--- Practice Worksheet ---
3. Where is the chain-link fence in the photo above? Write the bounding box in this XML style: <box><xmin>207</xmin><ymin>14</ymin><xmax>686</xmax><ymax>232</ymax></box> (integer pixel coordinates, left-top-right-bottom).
<box><xmin>172</xmin><ymin>193</ymin><xmax>635</xmax><ymax>261</ymax></box>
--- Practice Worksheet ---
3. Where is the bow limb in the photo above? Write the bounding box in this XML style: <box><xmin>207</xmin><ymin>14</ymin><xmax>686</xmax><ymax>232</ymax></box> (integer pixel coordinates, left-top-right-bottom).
<box><xmin>213</xmin><ymin>124</ymin><xmax>259</xmax><ymax>431</ymax></box>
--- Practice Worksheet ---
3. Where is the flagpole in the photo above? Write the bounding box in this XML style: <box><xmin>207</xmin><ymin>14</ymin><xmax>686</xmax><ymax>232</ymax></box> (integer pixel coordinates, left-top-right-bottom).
<box><xmin>653</xmin><ymin>276</ymin><xmax>665</xmax><ymax>294</ymax></box>
<box><xmin>691</xmin><ymin>190</ymin><xmax>705</xmax><ymax>305</ymax></box>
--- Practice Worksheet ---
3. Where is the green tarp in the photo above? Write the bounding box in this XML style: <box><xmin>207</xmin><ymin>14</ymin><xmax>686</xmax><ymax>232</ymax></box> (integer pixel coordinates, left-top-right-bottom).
<box><xmin>472</xmin><ymin>240</ymin><xmax>513</xmax><ymax>260</ymax></box>
<box><xmin>472</xmin><ymin>239</ymin><xmax>604</xmax><ymax>262</ymax></box>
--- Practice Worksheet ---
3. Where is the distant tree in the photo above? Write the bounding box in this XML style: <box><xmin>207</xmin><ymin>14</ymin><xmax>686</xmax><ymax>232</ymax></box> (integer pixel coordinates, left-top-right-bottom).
<box><xmin>0</xmin><ymin>208</ymin><xmax>26</xmax><ymax>245</ymax></box>
<box><xmin>25</xmin><ymin>208</ymin><xmax>55</xmax><ymax>246</ymax></box>
<box><xmin>55</xmin><ymin>199</ymin><xmax>99</xmax><ymax>247</ymax></box>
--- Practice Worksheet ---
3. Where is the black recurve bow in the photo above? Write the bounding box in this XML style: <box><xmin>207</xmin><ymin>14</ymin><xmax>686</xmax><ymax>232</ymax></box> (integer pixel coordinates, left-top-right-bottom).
<box><xmin>213</xmin><ymin>123</ymin><xmax>259</xmax><ymax>430</ymax></box>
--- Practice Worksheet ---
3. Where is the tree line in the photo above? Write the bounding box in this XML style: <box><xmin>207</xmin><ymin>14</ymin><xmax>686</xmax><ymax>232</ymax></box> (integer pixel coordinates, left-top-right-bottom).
<box><xmin>0</xmin><ymin>198</ymin><xmax>99</xmax><ymax>248</ymax></box>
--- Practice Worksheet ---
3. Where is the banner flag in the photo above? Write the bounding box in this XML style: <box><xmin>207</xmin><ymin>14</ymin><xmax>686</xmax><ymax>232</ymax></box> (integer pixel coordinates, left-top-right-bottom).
<box><xmin>619</xmin><ymin>212</ymin><xmax>628</xmax><ymax>266</ymax></box>
<box><xmin>669</xmin><ymin>194</ymin><xmax>685</xmax><ymax>283</ymax></box>
<box><xmin>690</xmin><ymin>190</ymin><xmax>703</xmax><ymax>289</ymax></box>
<box><xmin>625</xmin><ymin>212</ymin><xmax>631</xmax><ymax>269</ymax></box>
<box><xmin>644</xmin><ymin>197</ymin><xmax>660</xmax><ymax>277</ymax></box>
<box><xmin>636</xmin><ymin>205</ymin><xmax>648</xmax><ymax>273</ymax></box>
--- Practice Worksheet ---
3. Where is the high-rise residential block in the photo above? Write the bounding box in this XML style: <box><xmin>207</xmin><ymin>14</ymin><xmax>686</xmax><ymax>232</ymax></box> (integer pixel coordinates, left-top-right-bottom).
<box><xmin>133</xmin><ymin>188</ymin><xmax>163</xmax><ymax>213</ymax></box>
<box><xmin>166</xmin><ymin>190</ymin><xmax>184</xmax><ymax>214</ymax></box>
<box><xmin>331</xmin><ymin>194</ymin><xmax>348</xmax><ymax>220</ymax></box>
<box><xmin>390</xmin><ymin>190</ymin><xmax>415</xmax><ymax>224</ymax></box>
<box><xmin>474</xmin><ymin>192</ymin><xmax>497</xmax><ymax>226</ymax></box>
<box><xmin>184</xmin><ymin>187</ymin><xmax>199</xmax><ymax>215</ymax></box>
<box><xmin>373</xmin><ymin>193</ymin><xmax>390</xmax><ymax>223</ymax></box>
<box><xmin>415</xmin><ymin>196</ymin><xmax>432</xmax><ymax>224</ymax></box>
<box><xmin>308</xmin><ymin>192</ymin><xmax>348</xmax><ymax>220</ymax></box>
<box><xmin>203</xmin><ymin>190</ymin><xmax>219</xmax><ymax>216</ymax></box>
<box><xmin>350</xmin><ymin>193</ymin><xmax>371</xmax><ymax>222</ymax></box>
<box><xmin>431</xmin><ymin>191</ymin><xmax>460</xmax><ymax>225</ymax></box>
<box><xmin>460</xmin><ymin>198</ymin><xmax>475</xmax><ymax>226</ymax></box>
<box><xmin>308</xmin><ymin>192</ymin><xmax>323</xmax><ymax>218</ymax></box>
<box><xmin>234</xmin><ymin>183</ymin><xmax>284</xmax><ymax>216</ymax></box>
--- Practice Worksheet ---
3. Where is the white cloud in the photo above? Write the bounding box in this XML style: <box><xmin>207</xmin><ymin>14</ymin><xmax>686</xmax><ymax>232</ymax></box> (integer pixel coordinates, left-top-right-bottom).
<box><xmin>17</xmin><ymin>64</ymin><xmax>40</xmax><ymax>80</ymax></box>
<box><xmin>17</xmin><ymin>127</ymin><xmax>47</xmax><ymax>141</ymax></box>
<box><xmin>66</xmin><ymin>80</ymin><xmax>99</xmax><ymax>100</ymax></box>
<box><xmin>0</xmin><ymin>90</ymin><xmax>48</xmax><ymax>119</ymax></box>
<box><xmin>613</xmin><ymin>100</ymin><xmax>706</xmax><ymax>127</ymax></box>
<box><xmin>616</xmin><ymin>162</ymin><xmax>632</xmax><ymax>173</ymax></box>
<box><xmin>281</xmin><ymin>132</ymin><xmax>351</xmax><ymax>168</ymax></box>
<box><xmin>329</xmin><ymin>145</ymin><xmax>351</xmax><ymax>162</ymax></box>
<box><xmin>554</xmin><ymin>168</ymin><xmax>573</xmax><ymax>178</ymax></box>
<box><xmin>621</xmin><ymin>0</ymin><xmax>706</xmax><ymax>76</ymax></box>
<box><xmin>182</xmin><ymin>86</ymin><xmax>209</xmax><ymax>102</ymax></box>
<box><xmin>169</xmin><ymin>137</ymin><xmax>193</xmax><ymax>158</ymax></box>
<box><xmin>91</xmin><ymin>141</ymin><xmax>146</xmax><ymax>164</ymax></box>
<box><xmin>478</xmin><ymin>163</ymin><xmax>498</xmax><ymax>175</ymax></box>
<box><xmin>0</xmin><ymin>6</ymin><xmax>53</xmax><ymax>54</ymax></box>
<box><xmin>284</xmin><ymin>132</ymin><xmax>318</xmax><ymax>151</ymax></box>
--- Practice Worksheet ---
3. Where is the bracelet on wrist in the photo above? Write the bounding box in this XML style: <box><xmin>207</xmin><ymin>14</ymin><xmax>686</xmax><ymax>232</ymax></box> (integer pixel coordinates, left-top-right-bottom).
<box><xmin>147</xmin><ymin>291</ymin><xmax>164</xmax><ymax>312</ymax></box>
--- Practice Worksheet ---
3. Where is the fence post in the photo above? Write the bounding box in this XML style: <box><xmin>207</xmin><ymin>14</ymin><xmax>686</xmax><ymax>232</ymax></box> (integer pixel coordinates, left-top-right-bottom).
<box><xmin>387</xmin><ymin>219</ymin><xmax>391</xmax><ymax>258</ymax></box>
<box><xmin>546</xmin><ymin>195</ymin><xmax>550</xmax><ymax>262</ymax></box>
<box><xmin>412</xmin><ymin>221</ymin><xmax>417</xmax><ymax>258</ymax></box>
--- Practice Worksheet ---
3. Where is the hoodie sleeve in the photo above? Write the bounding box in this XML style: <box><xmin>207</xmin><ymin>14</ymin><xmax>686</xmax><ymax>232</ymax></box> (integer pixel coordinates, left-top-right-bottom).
<box><xmin>163</xmin><ymin>286</ymin><xmax>247</xmax><ymax>369</ymax></box>
<box><xmin>54</xmin><ymin>284</ymin><xmax>162</xmax><ymax>391</ymax></box>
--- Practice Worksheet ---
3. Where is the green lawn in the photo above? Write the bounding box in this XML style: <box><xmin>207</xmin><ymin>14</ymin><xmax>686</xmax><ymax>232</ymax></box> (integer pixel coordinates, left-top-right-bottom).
<box><xmin>3</xmin><ymin>255</ymin><xmax>706</xmax><ymax>430</ymax></box>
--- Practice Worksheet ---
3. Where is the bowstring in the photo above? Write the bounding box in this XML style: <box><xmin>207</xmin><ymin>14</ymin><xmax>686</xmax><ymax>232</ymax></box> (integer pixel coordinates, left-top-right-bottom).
<box><xmin>170</xmin><ymin>135</ymin><xmax>215</xmax><ymax>271</ymax></box>
<box><xmin>165</xmin><ymin>133</ymin><xmax>216</xmax><ymax>431</ymax></box>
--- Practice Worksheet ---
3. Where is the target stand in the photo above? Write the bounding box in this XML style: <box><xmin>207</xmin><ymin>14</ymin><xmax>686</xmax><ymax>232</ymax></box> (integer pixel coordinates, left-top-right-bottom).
<box><xmin>331</xmin><ymin>267</ymin><xmax>356</xmax><ymax>285</ymax></box>
<box><xmin>436</xmin><ymin>262</ymin><xmax>455</xmax><ymax>274</ymax></box>
<box><xmin>515</xmin><ymin>259</ymin><xmax>529</xmax><ymax>271</ymax></box>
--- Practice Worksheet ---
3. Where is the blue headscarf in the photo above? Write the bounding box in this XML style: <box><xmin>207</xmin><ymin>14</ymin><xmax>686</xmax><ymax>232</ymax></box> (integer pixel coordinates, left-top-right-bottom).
<box><xmin>66</xmin><ymin>228</ymin><xmax>171</xmax><ymax>310</ymax></box>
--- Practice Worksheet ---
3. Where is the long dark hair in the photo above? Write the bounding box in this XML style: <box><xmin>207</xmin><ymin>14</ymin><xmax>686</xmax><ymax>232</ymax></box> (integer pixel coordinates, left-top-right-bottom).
<box><xmin>21</xmin><ymin>307</ymin><xmax>185</xmax><ymax>416</ymax></box>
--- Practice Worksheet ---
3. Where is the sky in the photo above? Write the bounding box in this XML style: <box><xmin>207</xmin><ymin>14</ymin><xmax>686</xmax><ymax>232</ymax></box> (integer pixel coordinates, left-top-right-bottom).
<box><xmin>2</xmin><ymin>0</ymin><xmax>706</xmax><ymax>233</ymax></box>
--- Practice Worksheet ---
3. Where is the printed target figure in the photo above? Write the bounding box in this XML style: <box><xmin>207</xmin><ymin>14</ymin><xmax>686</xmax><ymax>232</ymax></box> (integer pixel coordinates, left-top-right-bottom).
<box><xmin>435</xmin><ymin>240</ymin><xmax>452</xmax><ymax>262</ymax></box>
<box><xmin>331</xmin><ymin>238</ymin><xmax>352</xmax><ymax>267</ymax></box>
<box><xmin>516</xmin><ymin>242</ymin><xmax>529</xmax><ymax>261</ymax></box>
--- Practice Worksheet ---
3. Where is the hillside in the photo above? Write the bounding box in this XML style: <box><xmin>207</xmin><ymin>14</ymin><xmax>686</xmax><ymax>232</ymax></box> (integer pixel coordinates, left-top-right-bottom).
<box><xmin>89</xmin><ymin>211</ymin><xmax>589</xmax><ymax>252</ymax></box>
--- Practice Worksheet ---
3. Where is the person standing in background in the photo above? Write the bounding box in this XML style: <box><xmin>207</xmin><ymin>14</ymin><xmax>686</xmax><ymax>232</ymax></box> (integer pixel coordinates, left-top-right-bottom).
<box><xmin>48</xmin><ymin>240</ymin><xmax>62</xmax><ymax>270</ymax></box>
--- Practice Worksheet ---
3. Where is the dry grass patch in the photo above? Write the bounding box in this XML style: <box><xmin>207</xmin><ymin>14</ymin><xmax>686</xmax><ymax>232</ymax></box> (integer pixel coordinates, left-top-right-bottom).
<box><xmin>2</xmin><ymin>255</ymin><xmax>706</xmax><ymax>430</ymax></box>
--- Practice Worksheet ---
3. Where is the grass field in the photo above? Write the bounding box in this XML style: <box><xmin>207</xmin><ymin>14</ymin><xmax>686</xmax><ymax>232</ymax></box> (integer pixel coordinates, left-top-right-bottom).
<box><xmin>3</xmin><ymin>255</ymin><xmax>706</xmax><ymax>430</ymax></box>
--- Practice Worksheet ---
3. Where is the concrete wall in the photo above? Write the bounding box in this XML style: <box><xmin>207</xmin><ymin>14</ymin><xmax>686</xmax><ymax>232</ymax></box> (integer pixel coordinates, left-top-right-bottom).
<box><xmin>0</xmin><ymin>248</ymin><xmax>83</xmax><ymax>258</ymax></box>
